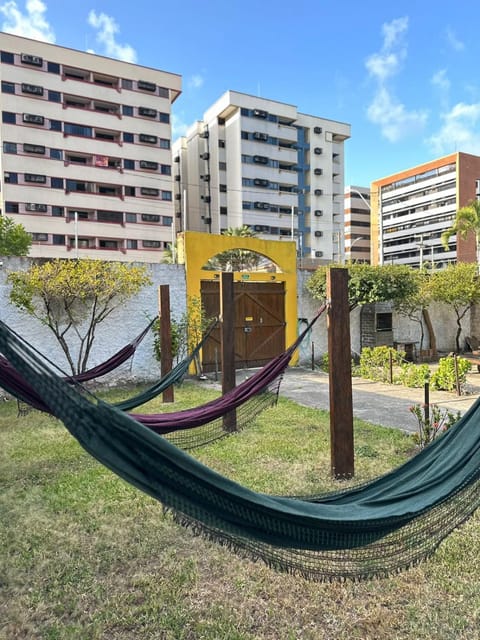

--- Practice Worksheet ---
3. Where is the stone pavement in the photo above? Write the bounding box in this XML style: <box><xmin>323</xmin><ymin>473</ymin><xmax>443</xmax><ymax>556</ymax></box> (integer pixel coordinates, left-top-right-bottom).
<box><xmin>276</xmin><ymin>367</ymin><xmax>480</xmax><ymax>433</ymax></box>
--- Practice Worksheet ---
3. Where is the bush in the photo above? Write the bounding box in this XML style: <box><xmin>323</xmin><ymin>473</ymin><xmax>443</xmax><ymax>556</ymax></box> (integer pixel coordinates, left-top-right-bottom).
<box><xmin>409</xmin><ymin>403</ymin><xmax>461</xmax><ymax>449</ymax></box>
<box><xmin>357</xmin><ymin>346</ymin><xmax>404</xmax><ymax>382</ymax></box>
<box><xmin>430</xmin><ymin>356</ymin><xmax>471</xmax><ymax>392</ymax></box>
<box><xmin>395</xmin><ymin>362</ymin><xmax>430</xmax><ymax>388</ymax></box>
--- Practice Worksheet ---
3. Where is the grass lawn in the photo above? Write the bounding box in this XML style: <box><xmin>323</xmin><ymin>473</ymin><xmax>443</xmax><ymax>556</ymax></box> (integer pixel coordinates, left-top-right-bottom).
<box><xmin>1</xmin><ymin>380</ymin><xmax>479</xmax><ymax>639</ymax></box>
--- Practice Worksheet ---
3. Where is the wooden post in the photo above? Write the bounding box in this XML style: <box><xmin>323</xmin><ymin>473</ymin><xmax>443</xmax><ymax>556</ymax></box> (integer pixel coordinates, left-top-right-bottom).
<box><xmin>159</xmin><ymin>285</ymin><xmax>174</xmax><ymax>403</ymax></box>
<box><xmin>221</xmin><ymin>272</ymin><xmax>237</xmax><ymax>431</ymax></box>
<box><xmin>327</xmin><ymin>268</ymin><xmax>354</xmax><ymax>479</ymax></box>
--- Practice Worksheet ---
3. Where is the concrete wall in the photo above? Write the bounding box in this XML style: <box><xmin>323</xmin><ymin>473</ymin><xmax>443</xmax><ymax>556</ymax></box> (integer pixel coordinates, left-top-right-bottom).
<box><xmin>0</xmin><ymin>257</ymin><xmax>470</xmax><ymax>387</ymax></box>
<box><xmin>0</xmin><ymin>257</ymin><xmax>187</xmax><ymax>384</ymax></box>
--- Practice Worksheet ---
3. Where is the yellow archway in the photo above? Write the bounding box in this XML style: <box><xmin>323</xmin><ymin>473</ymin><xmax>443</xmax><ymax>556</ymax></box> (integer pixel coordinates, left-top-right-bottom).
<box><xmin>177</xmin><ymin>231</ymin><xmax>298</xmax><ymax>364</ymax></box>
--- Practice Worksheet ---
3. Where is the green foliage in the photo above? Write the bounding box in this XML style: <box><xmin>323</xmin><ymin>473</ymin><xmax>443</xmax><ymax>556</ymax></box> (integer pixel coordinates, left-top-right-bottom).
<box><xmin>7</xmin><ymin>259</ymin><xmax>151</xmax><ymax>374</ymax></box>
<box><xmin>396</xmin><ymin>362</ymin><xmax>431</xmax><ymax>388</ymax></box>
<box><xmin>430</xmin><ymin>355</ymin><xmax>471</xmax><ymax>392</ymax></box>
<box><xmin>441</xmin><ymin>199</ymin><xmax>480</xmax><ymax>249</ymax></box>
<box><xmin>356</xmin><ymin>346</ymin><xmax>403</xmax><ymax>382</ymax></box>
<box><xmin>305</xmin><ymin>263</ymin><xmax>419</xmax><ymax>310</ymax></box>
<box><xmin>409</xmin><ymin>403</ymin><xmax>461</xmax><ymax>449</ymax></box>
<box><xmin>427</xmin><ymin>263</ymin><xmax>480</xmax><ymax>351</ymax></box>
<box><xmin>153</xmin><ymin>296</ymin><xmax>212</xmax><ymax>364</ymax></box>
<box><xmin>204</xmin><ymin>225</ymin><xmax>262</xmax><ymax>271</ymax></box>
<box><xmin>0</xmin><ymin>216</ymin><xmax>31</xmax><ymax>256</ymax></box>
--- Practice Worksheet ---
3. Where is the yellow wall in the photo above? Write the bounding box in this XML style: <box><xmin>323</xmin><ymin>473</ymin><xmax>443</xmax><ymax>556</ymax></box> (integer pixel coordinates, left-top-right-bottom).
<box><xmin>179</xmin><ymin>231</ymin><xmax>298</xmax><ymax>362</ymax></box>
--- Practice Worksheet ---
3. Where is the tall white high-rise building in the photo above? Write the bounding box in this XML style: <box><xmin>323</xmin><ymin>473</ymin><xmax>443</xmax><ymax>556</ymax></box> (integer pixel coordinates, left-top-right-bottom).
<box><xmin>173</xmin><ymin>91</ymin><xmax>350</xmax><ymax>263</ymax></box>
<box><xmin>0</xmin><ymin>32</ymin><xmax>181</xmax><ymax>261</ymax></box>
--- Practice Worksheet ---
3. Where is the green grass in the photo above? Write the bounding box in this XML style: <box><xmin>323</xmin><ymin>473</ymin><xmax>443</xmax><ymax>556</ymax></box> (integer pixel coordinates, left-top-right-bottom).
<box><xmin>1</xmin><ymin>381</ymin><xmax>479</xmax><ymax>639</ymax></box>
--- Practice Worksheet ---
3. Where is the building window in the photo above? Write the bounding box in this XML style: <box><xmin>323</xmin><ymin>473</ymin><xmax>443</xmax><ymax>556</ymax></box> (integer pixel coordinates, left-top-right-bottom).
<box><xmin>138</xmin><ymin>106</ymin><xmax>157</xmax><ymax>118</ymax></box>
<box><xmin>220</xmin><ymin>206</ymin><xmax>228</xmax><ymax>215</ymax></box>
<box><xmin>124</xmin><ymin>159</ymin><xmax>135</xmax><ymax>170</ymax></box>
<box><xmin>64</xmin><ymin>123</ymin><xmax>92</xmax><ymax>137</ymax></box>
<box><xmin>219</xmin><ymin>184</ymin><xmax>227</xmax><ymax>193</ymax></box>
<box><xmin>4</xmin><ymin>172</ymin><xmax>18</xmax><ymax>183</ymax></box>
<box><xmin>160</xmin><ymin>164</ymin><xmax>171</xmax><ymax>175</ymax></box>
<box><xmin>139</xmin><ymin>133</ymin><xmax>158</xmax><ymax>144</ymax></box>
<box><xmin>122</xmin><ymin>105</ymin><xmax>133</xmax><ymax>116</ymax></box>
<box><xmin>126</xmin><ymin>239</ymin><xmax>137</xmax><ymax>249</ymax></box>
<box><xmin>122</xmin><ymin>78</ymin><xmax>133</xmax><ymax>90</ymax></box>
<box><xmin>51</xmin><ymin>177</ymin><xmax>64</xmax><ymax>189</ymax></box>
<box><xmin>25</xmin><ymin>203</ymin><xmax>48</xmax><ymax>213</ymax></box>
<box><xmin>140</xmin><ymin>187</ymin><xmax>159</xmax><ymax>196</ymax></box>
<box><xmin>47</xmin><ymin>61</ymin><xmax>60</xmax><ymax>74</ymax></box>
<box><xmin>219</xmin><ymin>139</ymin><xmax>225</xmax><ymax>148</ymax></box>
<box><xmin>3</xmin><ymin>142</ymin><xmax>17</xmax><ymax>154</ymax></box>
<box><xmin>2</xmin><ymin>111</ymin><xmax>16</xmax><ymax>124</ymax></box>
<box><xmin>1</xmin><ymin>81</ymin><xmax>15</xmax><ymax>94</ymax></box>
<box><xmin>5</xmin><ymin>202</ymin><xmax>19</xmax><ymax>213</ymax></box>
<box><xmin>159</xmin><ymin>138</ymin><xmax>170</xmax><ymax>149</ymax></box>
<box><xmin>162</xmin><ymin>216</ymin><xmax>173</xmax><ymax>226</ymax></box>
<box><xmin>219</xmin><ymin>162</ymin><xmax>227</xmax><ymax>170</ymax></box>
<box><xmin>125</xmin><ymin>186</ymin><xmax>136</xmax><ymax>197</ymax></box>
<box><xmin>52</xmin><ymin>234</ymin><xmax>65</xmax><ymax>245</ymax></box>
<box><xmin>23</xmin><ymin>113</ymin><xmax>44</xmax><ymax>125</ymax></box>
<box><xmin>48</xmin><ymin>90</ymin><xmax>61</xmax><ymax>102</ymax></box>
<box><xmin>99</xmin><ymin>239</ymin><xmax>119</xmax><ymax>249</ymax></box>
<box><xmin>376</xmin><ymin>313</ymin><xmax>392</xmax><ymax>332</ymax></box>
<box><xmin>52</xmin><ymin>206</ymin><xmax>64</xmax><ymax>217</ymax></box>
<box><xmin>0</xmin><ymin>51</ymin><xmax>14</xmax><ymax>64</ymax></box>
<box><xmin>50</xmin><ymin>148</ymin><xmax>63</xmax><ymax>160</ymax></box>
<box><xmin>49</xmin><ymin>119</ymin><xmax>62</xmax><ymax>131</ymax></box>
<box><xmin>138</xmin><ymin>80</ymin><xmax>156</xmax><ymax>92</ymax></box>
<box><xmin>161</xmin><ymin>191</ymin><xmax>172</xmax><ymax>201</ymax></box>
<box><xmin>159</xmin><ymin>112</ymin><xmax>170</xmax><ymax>124</ymax></box>
<box><xmin>142</xmin><ymin>240</ymin><xmax>161</xmax><ymax>248</ymax></box>
<box><xmin>158</xmin><ymin>87</ymin><xmax>169</xmax><ymax>98</ymax></box>
<box><xmin>125</xmin><ymin>213</ymin><xmax>137</xmax><ymax>223</ymax></box>
<box><xmin>123</xmin><ymin>132</ymin><xmax>134</xmax><ymax>143</ymax></box>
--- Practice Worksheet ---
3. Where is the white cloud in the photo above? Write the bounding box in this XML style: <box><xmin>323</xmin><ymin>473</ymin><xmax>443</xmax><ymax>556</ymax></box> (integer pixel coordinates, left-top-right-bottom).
<box><xmin>365</xmin><ymin>16</ymin><xmax>427</xmax><ymax>142</ymax></box>
<box><xmin>0</xmin><ymin>0</ymin><xmax>55</xmax><ymax>42</ymax></box>
<box><xmin>188</xmin><ymin>74</ymin><xmax>204</xmax><ymax>89</ymax></box>
<box><xmin>446</xmin><ymin>27</ymin><xmax>465</xmax><ymax>52</ymax></box>
<box><xmin>431</xmin><ymin>69</ymin><xmax>450</xmax><ymax>93</ymax></box>
<box><xmin>87</xmin><ymin>10</ymin><xmax>137</xmax><ymax>63</ymax></box>
<box><xmin>171</xmin><ymin>113</ymin><xmax>190</xmax><ymax>139</ymax></box>
<box><xmin>367</xmin><ymin>87</ymin><xmax>428</xmax><ymax>143</ymax></box>
<box><xmin>427</xmin><ymin>102</ymin><xmax>480</xmax><ymax>155</ymax></box>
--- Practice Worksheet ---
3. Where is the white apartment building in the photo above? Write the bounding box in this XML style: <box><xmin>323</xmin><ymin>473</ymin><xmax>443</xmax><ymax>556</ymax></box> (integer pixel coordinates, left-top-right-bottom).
<box><xmin>344</xmin><ymin>185</ymin><xmax>371</xmax><ymax>263</ymax></box>
<box><xmin>371</xmin><ymin>152</ymin><xmax>480</xmax><ymax>267</ymax></box>
<box><xmin>0</xmin><ymin>32</ymin><xmax>181</xmax><ymax>261</ymax></box>
<box><xmin>173</xmin><ymin>91</ymin><xmax>350</xmax><ymax>264</ymax></box>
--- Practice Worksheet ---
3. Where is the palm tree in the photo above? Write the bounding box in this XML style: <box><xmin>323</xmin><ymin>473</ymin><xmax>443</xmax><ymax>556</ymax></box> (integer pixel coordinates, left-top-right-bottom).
<box><xmin>204</xmin><ymin>225</ymin><xmax>262</xmax><ymax>271</ymax></box>
<box><xmin>441</xmin><ymin>199</ymin><xmax>480</xmax><ymax>258</ymax></box>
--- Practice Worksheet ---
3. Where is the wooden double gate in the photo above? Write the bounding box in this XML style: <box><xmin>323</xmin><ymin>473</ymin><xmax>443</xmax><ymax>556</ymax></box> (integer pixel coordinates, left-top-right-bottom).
<box><xmin>200</xmin><ymin>280</ymin><xmax>286</xmax><ymax>372</ymax></box>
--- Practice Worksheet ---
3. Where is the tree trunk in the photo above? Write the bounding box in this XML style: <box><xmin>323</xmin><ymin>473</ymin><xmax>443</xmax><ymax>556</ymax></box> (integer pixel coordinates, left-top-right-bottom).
<box><xmin>422</xmin><ymin>309</ymin><xmax>437</xmax><ymax>356</ymax></box>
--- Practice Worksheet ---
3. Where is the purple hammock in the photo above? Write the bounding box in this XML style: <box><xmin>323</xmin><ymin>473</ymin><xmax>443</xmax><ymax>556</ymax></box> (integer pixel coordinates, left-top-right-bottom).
<box><xmin>0</xmin><ymin>307</ymin><xmax>325</xmax><ymax>436</ymax></box>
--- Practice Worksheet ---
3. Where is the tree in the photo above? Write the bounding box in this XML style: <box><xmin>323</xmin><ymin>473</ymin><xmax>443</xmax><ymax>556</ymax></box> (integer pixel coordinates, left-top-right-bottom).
<box><xmin>393</xmin><ymin>269</ymin><xmax>434</xmax><ymax>352</ymax></box>
<box><xmin>204</xmin><ymin>226</ymin><xmax>262</xmax><ymax>271</ymax></box>
<box><xmin>441</xmin><ymin>199</ymin><xmax>480</xmax><ymax>257</ymax></box>
<box><xmin>306</xmin><ymin>263</ymin><xmax>419</xmax><ymax>310</ymax></box>
<box><xmin>0</xmin><ymin>216</ymin><xmax>31</xmax><ymax>256</ymax></box>
<box><xmin>426</xmin><ymin>262</ymin><xmax>480</xmax><ymax>352</ymax></box>
<box><xmin>8</xmin><ymin>259</ymin><xmax>151</xmax><ymax>374</ymax></box>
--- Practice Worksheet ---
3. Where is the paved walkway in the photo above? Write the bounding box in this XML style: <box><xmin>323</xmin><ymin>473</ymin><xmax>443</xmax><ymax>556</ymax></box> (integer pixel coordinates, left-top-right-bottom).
<box><xmin>277</xmin><ymin>367</ymin><xmax>480</xmax><ymax>433</ymax></box>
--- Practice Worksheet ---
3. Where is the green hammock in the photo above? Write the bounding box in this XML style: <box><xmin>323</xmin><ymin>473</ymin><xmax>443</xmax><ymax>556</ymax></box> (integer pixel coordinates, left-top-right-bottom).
<box><xmin>1</xmin><ymin>319</ymin><xmax>478</xmax><ymax>581</ymax></box>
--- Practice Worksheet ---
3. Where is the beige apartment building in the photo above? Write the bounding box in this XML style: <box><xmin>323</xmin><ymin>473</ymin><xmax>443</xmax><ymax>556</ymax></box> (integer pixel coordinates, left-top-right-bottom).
<box><xmin>344</xmin><ymin>185</ymin><xmax>371</xmax><ymax>263</ymax></box>
<box><xmin>173</xmin><ymin>91</ymin><xmax>351</xmax><ymax>264</ymax></box>
<box><xmin>0</xmin><ymin>32</ymin><xmax>181</xmax><ymax>261</ymax></box>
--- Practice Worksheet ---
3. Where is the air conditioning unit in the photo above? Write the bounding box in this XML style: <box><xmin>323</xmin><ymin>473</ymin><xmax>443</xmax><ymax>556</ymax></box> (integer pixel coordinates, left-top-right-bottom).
<box><xmin>23</xmin><ymin>143</ymin><xmax>45</xmax><ymax>154</ymax></box>
<box><xmin>175</xmin><ymin>194</ymin><xmax>181</xmax><ymax>200</ymax></box>
<box><xmin>253</xmin><ymin>155</ymin><xmax>269</xmax><ymax>164</ymax></box>
<box><xmin>201</xmin><ymin>174</ymin><xmax>210</xmax><ymax>181</ymax></box>
<box><xmin>139</xmin><ymin>160</ymin><xmax>158</xmax><ymax>170</ymax></box>
<box><xmin>315</xmin><ymin>251</ymin><xmax>323</xmax><ymax>258</ymax></box>
<box><xmin>314</xmin><ymin>210</ymin><xmax>323</xmax><ymax>217</ymax></box>
<box><xmin>314</xmin><ymin>230</ymin><xmax>323</xmax><ymax>237</ymax></box>
<box><xmin>254</xmin><ymin>178</ymin><xmax>269</xmax><ymax>187</ymax></box>
<box><xmin>174</xmin><ymin>156</ymin><xmax>180</xmax><ymax>162</ymax></box>
<box><xmin>174</xmin><ymin>175</ymin><xmax>181</xmax><ymax>181</ymax></box>
<box><xmin>253</xmin><ymin>131</ymin><xmax>268</xmax><ymax>141</ymax></box>
<box><xmin>314</xmin><ymin>189</ymin><xmax>323</xmax><ymax>196</ymax></box>
<box><xmin>138</xmin><ymin>80</ymin><xmax>156</xmax><ymax>92</ymax></box>
<box><xmin>314</xmin><ymin>168</ymin><xmax>323</xmax><ymax>176</ymax></box>
<box><xmin>22</xmin><ymin>113</ymin><xmax>44</xmax><ymax>125</ymax></box>
<box><xmin>200</xmin><ymin>152</ymin><xmax>210</xmax><ymax>160</ymax></box>
<box><xmin>139</xmin><ymin>134</ymin><xmax>157</xmax><ymax>144</ymax></box>
<box><xmin>138</xmin><ymin>107</ymin><xmax>157</xmax><ymax>118</ymax></box>
<box><xmin>313</xmin><ymin>126</ymin><xmax>322</xmax><ymax>134</ymax></box>
<box><xmin>25</xmin><ymin>203</ymin><xmax>47</xmax><ymax>212</ymax></box>
<box><xmin>201</xmin><ymin>195</ymin><xmax>211</xmax><ymax>203</ymax></box>
<box><xmin>254</xmin><ymin>202</ymin><xmax>270</xmax><ymax>210</ymax></box>
<box><xmin>314</xmin><ymin>147</ymin><xmax>322</xmax><ymax>155</ymax></box>
<box><xmin>200</xmin><ymin>130</ymin><xmax>209</xmax><ymax>138</ymax></box>
<box><xmin>253</xmin><ymin>109</ymin><xmax>268</xmax><ymax>118</ymax></box>
<box><xmin>204</xmin><ymin>217</ymin><xmax>212</xmax><ymax>224</ymax></box>
<box><xmin>21</xmin><ymin>53</ymin><xmax>43</xmax><ymax>66</ymax></box>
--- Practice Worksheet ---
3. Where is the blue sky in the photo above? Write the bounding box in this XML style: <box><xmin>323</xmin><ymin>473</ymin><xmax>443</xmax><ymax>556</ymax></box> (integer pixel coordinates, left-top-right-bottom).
<box><xmin>2</xmin><ymin>0</ymin><xmax>480</xmax><ymax>187</ymax></box>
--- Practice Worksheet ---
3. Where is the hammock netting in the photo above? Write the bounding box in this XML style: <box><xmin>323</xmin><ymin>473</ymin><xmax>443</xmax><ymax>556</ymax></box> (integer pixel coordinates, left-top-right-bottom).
<box><xmin>1</xmin><ymin>316</ymin><xmax>479</xmax><ymax>581</ymax></box>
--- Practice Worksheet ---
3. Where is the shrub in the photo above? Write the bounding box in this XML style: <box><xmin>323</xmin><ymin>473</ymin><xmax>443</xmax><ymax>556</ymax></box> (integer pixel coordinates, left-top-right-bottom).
<box><xmin>409</xmin><ymin>403</ymin><xmax>461</xmax><ymax>449</ymax></box>
<box><xmin>395</xmin><ymin>363</ymin><xmax>430</xmax><ymax>388</ymax></box>
<box><xmin>357</xmin><ymin>346</ymin><xmax>404</xmax><ymax>382</ymax></box>
<box><xmin>430</xmin><ymin>356</ymin><xmax>471</xmax><ymax>392</ymax></box>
